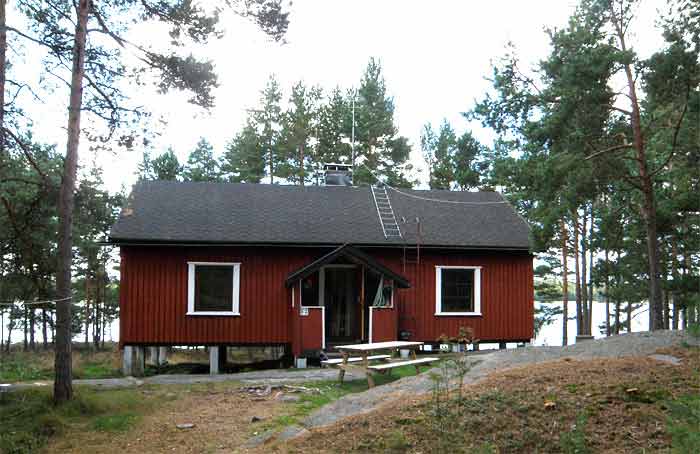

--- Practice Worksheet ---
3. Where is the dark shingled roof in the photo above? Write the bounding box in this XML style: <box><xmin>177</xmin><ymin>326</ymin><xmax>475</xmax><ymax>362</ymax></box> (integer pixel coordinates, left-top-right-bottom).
<box><xmin>109</xmin><ymin>181</ymin><xmax>531</xmax><ymax>250</ymax></box>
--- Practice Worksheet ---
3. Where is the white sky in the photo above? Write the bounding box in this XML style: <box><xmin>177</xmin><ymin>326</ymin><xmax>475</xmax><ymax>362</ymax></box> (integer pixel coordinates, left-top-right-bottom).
<box><xmin>24</xmin><ymin>0</ymin><xmax>666</xmax><ymax>193</ymax></box>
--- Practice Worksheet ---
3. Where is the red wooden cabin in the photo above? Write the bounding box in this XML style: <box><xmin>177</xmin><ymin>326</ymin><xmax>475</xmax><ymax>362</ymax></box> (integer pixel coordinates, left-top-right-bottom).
<box><xmin>110</xmin><ymin>171</ymin><xmax>533</xmax><ymax>373</ymax></box>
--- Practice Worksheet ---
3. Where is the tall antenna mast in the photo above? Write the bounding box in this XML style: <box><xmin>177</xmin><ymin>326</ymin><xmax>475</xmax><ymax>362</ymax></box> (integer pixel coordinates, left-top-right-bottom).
<box><xmin>351</xmin><ymin>89</ymin><xmax>356</xmax><ymax>178</ymax></box>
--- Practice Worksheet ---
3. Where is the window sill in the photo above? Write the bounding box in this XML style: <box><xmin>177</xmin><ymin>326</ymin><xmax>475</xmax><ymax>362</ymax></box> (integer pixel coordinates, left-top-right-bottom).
<box><xmin>435</xmin><ymin>312</ymin><xmax>482</xmax><ymax>317</ymax></box>
<box><xmin>186</xmin><ymin>311</ymin><xmax>240</xmax><ymax>316</ymax></box>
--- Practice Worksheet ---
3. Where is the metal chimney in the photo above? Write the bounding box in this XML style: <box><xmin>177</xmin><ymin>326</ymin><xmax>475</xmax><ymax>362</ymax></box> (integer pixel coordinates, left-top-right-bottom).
<box><xmin>323</xmin><ymin>163</ymin><xmax>353</xmax><ymax>186</ymax></box>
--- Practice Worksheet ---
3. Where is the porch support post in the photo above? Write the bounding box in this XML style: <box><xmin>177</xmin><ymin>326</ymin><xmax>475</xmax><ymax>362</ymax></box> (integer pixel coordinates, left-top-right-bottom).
<box><xmin>157</xmin><ymin>346</ymin><xmax>168</xmax><ymax>366</ymax></box>
<box><xmin>218</xmin><ymin>345</ymin><xmax>227</xmax><ymax>371</ymax></box>
<box><xmin>360</xmin><ymin>265</ymin><xmax>365</xmax><ymax>341</ymax></box>
<box><xmin>148</xmin><ymin>347</ymin><xmax>159</xmax><ymax>365</ymax></box>
<box><xmin>209</xmin><ymin>346</ymin><xmax>221</xmax><ymax>375</ymax></box>
<box><xmin>122</xmin><ymin>346</ymin><xmax>133</xmax><ymax>375</ymax></box>
<box><xmin>122</xmin><ymin>345</ymin><xmax>145</xmax><ymax>377</ymax></box>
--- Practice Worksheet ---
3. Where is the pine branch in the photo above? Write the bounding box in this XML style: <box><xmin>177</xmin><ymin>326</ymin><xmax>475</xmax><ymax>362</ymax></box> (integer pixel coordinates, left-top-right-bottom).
<box><xmin>649</xmin><ymin>88</ymin><xmax>690</xmax><ymax>178</ymax></box>
<box><xmin>585</xmin><ymin>142</ymin><xmax>634</xmax><ymax>160</ymax></box>
<box><xmin>3</xmin><ymin>128</ymin><xmax>52</xmax><ymax>187</ymax></box>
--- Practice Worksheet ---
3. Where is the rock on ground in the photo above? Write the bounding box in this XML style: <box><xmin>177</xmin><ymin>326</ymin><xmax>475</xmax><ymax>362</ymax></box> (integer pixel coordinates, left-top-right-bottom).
<box><xmin>302</xmin><ymin>331</ymin><xmax>697</xmax><ymax>430</ymax></box>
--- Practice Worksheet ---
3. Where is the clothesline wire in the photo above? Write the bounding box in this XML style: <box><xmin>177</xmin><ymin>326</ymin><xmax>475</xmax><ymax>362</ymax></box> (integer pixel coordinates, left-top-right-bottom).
<box><xmin>358</xmin><ymin>162</ymin><xmax>508</xmax><ymax>205</ymax></box>
<box><xmin>0</xmin><ymin>295</ymin><xmax>74</xmax><ymax>306</ymax></box>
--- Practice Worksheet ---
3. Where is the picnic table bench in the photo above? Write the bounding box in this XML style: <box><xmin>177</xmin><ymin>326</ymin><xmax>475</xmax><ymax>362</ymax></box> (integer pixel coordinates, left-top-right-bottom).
<box><xmin>328</xmin><ymin>341</ymin><xmax>439</xmax><ymax>388</ymax></box>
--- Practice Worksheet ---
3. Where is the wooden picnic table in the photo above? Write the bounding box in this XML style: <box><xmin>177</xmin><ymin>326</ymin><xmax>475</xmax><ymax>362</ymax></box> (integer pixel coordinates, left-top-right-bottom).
<box><xmin>333</xmin><ymin>341</ymin><xmax>435</xmax><ymax>388</ymax></box>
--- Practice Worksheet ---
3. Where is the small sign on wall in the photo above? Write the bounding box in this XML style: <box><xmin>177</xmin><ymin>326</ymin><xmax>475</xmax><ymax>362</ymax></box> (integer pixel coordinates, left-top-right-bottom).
<box><xmin>300</xmin><ymin>307</ymin><xmax>309</xmax><ymax>316</ymax></box>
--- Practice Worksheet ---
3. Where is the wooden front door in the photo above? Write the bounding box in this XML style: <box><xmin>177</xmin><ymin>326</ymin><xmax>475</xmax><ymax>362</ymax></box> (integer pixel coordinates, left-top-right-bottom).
<box><xmin>324</xmin><ymin>266</ymin><xmax>359</xmax><ymax>342</ymax></box>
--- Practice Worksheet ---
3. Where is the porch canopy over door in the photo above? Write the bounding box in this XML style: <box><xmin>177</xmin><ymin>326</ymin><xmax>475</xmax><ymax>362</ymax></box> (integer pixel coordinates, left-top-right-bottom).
<box><xmin>284</xmin><ymin>244</ymin><xmax>411</xmax><ymax>290</ymax></box>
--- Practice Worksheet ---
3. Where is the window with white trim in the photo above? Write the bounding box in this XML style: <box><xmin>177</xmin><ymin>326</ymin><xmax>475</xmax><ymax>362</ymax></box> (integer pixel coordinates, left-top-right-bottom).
<box><xmin>187</xmin><ymin>262</ymin><xmax>240</xmax><ymax>315</ymax></box>
<box><xmin>435</xmin><ymin>266</ymin><xmax>481</xmax><ymax>315</ymax></box>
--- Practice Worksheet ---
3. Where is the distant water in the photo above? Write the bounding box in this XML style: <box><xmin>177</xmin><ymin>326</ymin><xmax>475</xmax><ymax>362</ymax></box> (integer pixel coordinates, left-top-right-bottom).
<box><xmin>535</xmin><ymin>301</ymin><xmax>650</xmax><ymax>346</ymax></box>
<box><xmin>4</xmin><ymin>302</ymin><xmax>654</xmax><ymax>348</ymax></box>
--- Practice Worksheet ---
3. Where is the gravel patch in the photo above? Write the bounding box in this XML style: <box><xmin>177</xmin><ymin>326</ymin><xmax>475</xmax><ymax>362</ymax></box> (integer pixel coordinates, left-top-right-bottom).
<box><xmin>302</xmin><ymin>331</ymin><xmax>697</xmax><ymax>430</ymax></box>
<box><xmin>1</xmin><ymin>367</ymin><xmax>363</xmax><ymax>392</ymax></box>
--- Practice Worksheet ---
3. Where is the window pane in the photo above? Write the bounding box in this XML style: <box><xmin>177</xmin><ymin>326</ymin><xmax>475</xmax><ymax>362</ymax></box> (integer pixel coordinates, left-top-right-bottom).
<box><xmin>441</xmin><ymin>269</ymin><xmax>474</xmax><ymax>312</ymax></box>
<box><xmin>301</xmin><ymin>273</ymin><xmax>319</xmax><ymax>306</ymax></box>
<box><xmin>194</xmin><ymin>265</ymin><xmax>233</xmax><ymax>312</ymax></box>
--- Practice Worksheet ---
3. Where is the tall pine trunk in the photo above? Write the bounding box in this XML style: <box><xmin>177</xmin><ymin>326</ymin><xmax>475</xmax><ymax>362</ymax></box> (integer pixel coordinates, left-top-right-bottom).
<box><xmin>587</xmin><ymin>210</ymin><xmax>594</xmax><ymax>333</ymax></box>
<box><xmin>626</xmin><ymin>303</ymin><xmax>632</xmax><ymax>333</ymax></box>
<box><xmin>23</xmin><ymin>305</ymin><xmax>28</xmax><ymax>351</ymax></box>
<box><xmin>604</xmin><ymin>247</ymin><xmax>610</xmax><ymax>336</ymax></box>
<box><xmin>561</xmin><ymin>219</ymin><xmax>569</xmax><ymax>346</ymax></box>
<box><xmin>0</xmin><ymin>0</ymin><xmax>6</xmax><ymax>153</ymax></box>
<box><xmin>580</xmin><ymin>208</ymin><xmax>589</xmax><ymax>335</ymax></box>
<box><xmin>573</xmin><ymin>210</ymin><xmax>582</xmax><ymax>336</ymax></box>
<box><xmin>671</xmin><ymin>239</ymin><xmax>679</xmax><ymax>330</ymax></box>
<box><xmin>54</xmin><ymin>0</ymin><xmax>90</xmax><ymax>404</ymax></box>
<box><xmin>29</xmin><ymin>309</ymin><xmax>35</xmax><ymax>350</ymax></box>
<box><xmin>42</xmin><ymin>308</ymin><xmax>48</xmax><ymax>349</ymax></box>
<box><xmin>611</xmin><ymin>7</ymin><xmax>664</xmax><ymax>330</ymax></box>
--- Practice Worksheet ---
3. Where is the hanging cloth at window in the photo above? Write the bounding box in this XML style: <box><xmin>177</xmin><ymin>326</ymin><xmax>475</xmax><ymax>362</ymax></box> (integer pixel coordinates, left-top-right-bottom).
<box><xmin>372</xmin><ymin>276</ymin><xmax>393</xmax><ymax>307</ymax></box>
<box><xmin>372</xmin><ymin>276</ymin><xmax>385</xmax><ymax>307</ymax></box>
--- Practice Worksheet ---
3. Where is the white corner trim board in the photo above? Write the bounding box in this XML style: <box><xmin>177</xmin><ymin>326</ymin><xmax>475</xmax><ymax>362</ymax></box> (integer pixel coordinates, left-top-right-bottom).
<box><xmin>187</xmin><ymin>261</ymin><xmax>241</xmax><ymax>315</ymax></box>
<box><xmin>435</xmin><ymin>265</ymin><xmax>482</xmax><ymax>316</ymax></box>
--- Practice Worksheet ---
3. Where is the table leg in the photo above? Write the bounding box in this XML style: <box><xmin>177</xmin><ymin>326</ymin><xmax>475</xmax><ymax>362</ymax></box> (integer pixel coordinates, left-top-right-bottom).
<box><xmin>363</xmin><ymin>352</ymin><xmax>375</xmax><ymax>388</ymax></box>
<box><xmin>339</xmin><ymin>351</ymin><xmax>348</xmax><ymax>384</ymax></box>
<box><xmin>411</xmin><ymin>348</ymin><xmax>420</xmax><ymax>374</ymax></box>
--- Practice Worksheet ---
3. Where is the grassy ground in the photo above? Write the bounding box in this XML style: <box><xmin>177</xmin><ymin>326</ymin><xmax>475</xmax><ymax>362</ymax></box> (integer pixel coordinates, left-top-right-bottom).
<box><xmin>0</xmin><ymin>346</ymin><xmax>122</xmax><ymax>382</ymax></box>
<box><xmin>0</xmin><ymin>385</ymin><xmax>173</xmax><ymax>454</ymax></box>
<box><xmin>278</xmin><ymin>345</ymin><xmax>700</xmax><ymax>453</ymax></box>
<box><xmin>257</xmin><ymin>363</ymin><xmax>424</xmax><ymax>434</ymax></box>
<box><xmin>0</xmin><ymin>344</ymin><xmax>286</xmax><ymax>383</ymax></box>
<box><xmin>0</xmin><ymin>363</ymin><xmax>425</xmax><ymax>453</ymax></box>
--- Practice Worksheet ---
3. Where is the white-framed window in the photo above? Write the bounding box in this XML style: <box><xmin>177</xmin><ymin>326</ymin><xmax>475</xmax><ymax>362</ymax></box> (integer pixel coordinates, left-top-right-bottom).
<box><xmin>435</xmin><ymin>266</ymin><xmax>481</xmax><ymax>316</ymax></box>
<box><xmin>187</xmin><ymin>262</ymin><xmax>240</xmax><ymax>316</ymax></box>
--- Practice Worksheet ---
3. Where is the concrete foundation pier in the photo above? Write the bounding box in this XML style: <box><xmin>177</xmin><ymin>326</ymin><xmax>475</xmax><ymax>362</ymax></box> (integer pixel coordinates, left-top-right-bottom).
<box><xmin>122</xmin><ymin>346</ymin><xmax>145</xmax><ymax>377</ymax></box>
<box><xmin>209</xmin><ymin>346</ymin><xmax>227</xmax><ymax>375</ymax></box>
<box><xmin>147</xmin><ymin>346</ymin><xmax>168</xmax><ymax>366</ymax></box>
<box><xmin>157</xmin><ymin>346</ymin><xmax>168</xmax><ymax>366</ymax></box>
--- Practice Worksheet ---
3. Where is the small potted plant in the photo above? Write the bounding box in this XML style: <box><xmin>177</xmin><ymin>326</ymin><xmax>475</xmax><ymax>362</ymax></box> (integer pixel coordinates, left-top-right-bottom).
<box><xmin>451</xmin><ymin>326</ymin><xmax>477</xmax><ymax>353</ymax></box>
<box><xmin>437</xmin><ymin>333</ymin><xmax>451</xmax><ymax>353</ymax></box>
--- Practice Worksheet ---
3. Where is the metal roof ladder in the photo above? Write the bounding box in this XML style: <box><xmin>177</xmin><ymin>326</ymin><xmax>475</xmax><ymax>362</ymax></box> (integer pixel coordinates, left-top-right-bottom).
<box><xmin>371</xmin><ymin>185</ymin><xmax>403</xmax><ymax>240</ymax></box>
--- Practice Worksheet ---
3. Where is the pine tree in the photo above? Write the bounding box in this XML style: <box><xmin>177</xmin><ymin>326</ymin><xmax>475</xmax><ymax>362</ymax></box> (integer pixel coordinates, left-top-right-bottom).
<box><xmin>184</xmin><ymin>138</ymin><xmax>219</xmax><ymax>182</ymax></box>
<box><xmin>221</xmin><ymin>121</ymin><xmax>265</xmax><ymax>183</ymax></box>
<box><xmin>9</xmin><ymin>0</ymin><xmax>288</xmax><ymax>403</ymax></box>
<box><xmin>278</xmin><ymin>82</ymin><xmax>322</xmax><ymax>185</ymax></box>
<box><xmin>317</xmin><ymin>87</ymin><xmax>351</xmax><ymax>165</ymax></box>
<box><xmin>352</xmin><ymin>58</ymin><xmax>413</xmax><ymax>187</ymax></box>
<box><xmin>254</xmin><ymin>75</ymin><xmax>284</xmax><ymax>184</ymax></box>
<box><xmin>420</xmin><ymin>123</ymin><xmax>437</xmax><ymax>187</ymax></box>
<box><xmin>138</xmin><ymin>148</ymin><xmax>181</xmax><ymax>181</ymax></box>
